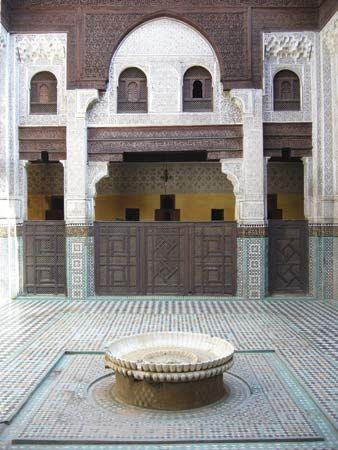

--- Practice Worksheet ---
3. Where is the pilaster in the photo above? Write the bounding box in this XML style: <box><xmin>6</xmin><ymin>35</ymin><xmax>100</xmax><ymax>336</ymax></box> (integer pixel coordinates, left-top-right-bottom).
<box><xmin>0</xmin><ymin>25</ymin><xmax>22</xmax><ymax>300</ymax></box>
<box><xmin>311</xmin><ymin>12</ymin><xmax>338</xmax><ymax>300</ymax></box>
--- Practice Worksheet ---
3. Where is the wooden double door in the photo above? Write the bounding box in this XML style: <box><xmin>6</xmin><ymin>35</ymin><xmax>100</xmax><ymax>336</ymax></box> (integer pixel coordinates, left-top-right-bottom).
<box><xmin>94</xmin><ymin>222</ymin><xmax>237</xmax><ymax>296</ymax></box>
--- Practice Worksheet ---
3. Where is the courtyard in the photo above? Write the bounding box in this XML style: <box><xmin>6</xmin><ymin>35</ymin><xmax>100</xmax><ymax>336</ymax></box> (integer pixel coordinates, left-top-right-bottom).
<box><xmin>0</xmin><ymin>297</ymin><xmax>337</xmax><ymax>450</ymax></box>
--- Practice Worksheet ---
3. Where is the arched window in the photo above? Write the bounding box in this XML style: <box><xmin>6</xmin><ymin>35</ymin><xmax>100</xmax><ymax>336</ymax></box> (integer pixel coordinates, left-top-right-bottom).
<box><xmin>183</xmin><ymin>66</ymin><xmax>212</xmax><ymax>112</ymax></box>
<box><xmin>273</xmin><ymin>70</ymin><xmax>300</xmax><ymax>111</ymax></box>
<box><xmin>117</xmin><ymin>68</ymin><xmax>148</xmax><ymax>113</ymax></box>
<box><xmin>30</xmin><ymin>72</ymin><xmax>57</xmax><ymax>114</ymax></box>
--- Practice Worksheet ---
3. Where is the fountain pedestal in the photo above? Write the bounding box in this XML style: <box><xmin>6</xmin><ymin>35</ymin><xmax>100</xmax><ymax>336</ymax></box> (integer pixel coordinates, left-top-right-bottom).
<box><xmin>114</xmin><ymin>372</ymin><xmax>226</xmax><ymax>410</ymax></box>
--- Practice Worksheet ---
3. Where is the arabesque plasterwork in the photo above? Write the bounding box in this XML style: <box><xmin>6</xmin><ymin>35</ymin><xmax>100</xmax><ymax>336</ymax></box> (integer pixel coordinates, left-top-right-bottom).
<box><xmin>263</xmin><ymin>32</ymin><xmax>315</xmax><ymax>123</ymax></box>
<box><xmin>87</xmin><ymin>18</ymin><xmax>243</xmax><ymax>127</ymax></box>
<box><xmin>15</xmin><ymin>34</ymin><xmax>67</xmax><ymax>127</ymax></box>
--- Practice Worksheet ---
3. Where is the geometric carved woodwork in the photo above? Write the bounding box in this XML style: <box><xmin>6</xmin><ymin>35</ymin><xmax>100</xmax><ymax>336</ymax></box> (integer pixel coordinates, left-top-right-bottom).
<box><xmin>117</xmin><ymin>68</ymin><xmax>148</xmax><ymax>113</ymax></box>
<box><xmin>88</xmin><ymin>125</ymin><xmax>243</xmax><ymax>161</ymax></box>
<box><xmin>263</xmin><ymin>123</ymin><xmax>312</xmax><ymax>157</ymax></box>
<box><xmin>8</xmin><ymin>2</ymin><xmax>322</xmax><ymax>91</ymax></box>
<box><xmin>268</xmin><ymin>220</ymin><xmax>309</xmax><ymax>295</ymax></box>
<box><xmin>30</xmin><ymin>71</ymin><xmax>57</xmax><ymax>115</ymax></box>
<box><xmin>94</xmin><ymin>221</ymin><xmax>237</xmax><ymax>296</ymax></box>
<box><xmin>23</xmin><ymin>221</ymin><xmax>66</xmax><ymax>295</ymax></box>
<box><xmin>19</xmin><ymin>127</ymin><xmax>66</xmax><ymax>161</ymax></box>
<box><xmin>273</xmin><ymin>70</ymin><xmax>300</xmax><ymax>112</ymax></box>
<box><xmin>183</xmin><ymin>66</ymin><xmax>213</xmax><ymax>112</ymax></box>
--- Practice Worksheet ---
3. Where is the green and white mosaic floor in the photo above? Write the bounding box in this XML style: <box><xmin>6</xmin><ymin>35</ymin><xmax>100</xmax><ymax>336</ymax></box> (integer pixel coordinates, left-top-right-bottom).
<box><xmin>0</xmin><ymin>298</ymin><xmax>337</xmax><ymax>449</ymax></box>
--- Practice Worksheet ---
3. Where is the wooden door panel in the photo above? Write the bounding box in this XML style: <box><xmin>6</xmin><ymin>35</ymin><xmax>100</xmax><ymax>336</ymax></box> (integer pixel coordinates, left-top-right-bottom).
<box><xmin>269</xmin><ymin>220</ymin><xmax>308</xmax><ymax>295</ymax></box>
<box><xmin>95</xmin><ymin>223</ymin><xmax>138</xmax><ymax>295</ymax></box>
<box><xmin>24</xmin><ymin>221</ymin><xmax>66</xmax><ymax>295</ymax></box>
<box><xmin>144</xmin><ymin>224</ymin><xmax>187</xmax><ymax>295</ymax></box>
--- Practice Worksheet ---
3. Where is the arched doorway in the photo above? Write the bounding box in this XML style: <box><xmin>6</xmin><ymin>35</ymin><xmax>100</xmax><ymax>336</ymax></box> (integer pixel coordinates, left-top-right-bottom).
<box><xmin>93</xmin><ymin>160</ymin><xmax>237</xmax><ymax>296</ymax></box>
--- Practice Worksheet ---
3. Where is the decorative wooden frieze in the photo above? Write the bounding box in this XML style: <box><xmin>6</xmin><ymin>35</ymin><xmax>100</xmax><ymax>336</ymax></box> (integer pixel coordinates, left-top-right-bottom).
<box><xmin>237</xmin><ymin>225</ymin><xmax>268</xmax><ymax>237</ymax></box>
<box><xmin>66</xmin><ymin>224</ymin><xmax>94</xmax><ymax>237</ymax></box>
<box><xmin>1</xmin><ymin>0</ymin><xmax>11</xmax><ymax>30</ymax></box>
<box><xmin>320</xmin><ymin>0</ymin><xmax>338</xmax><ymax>29</ymax></box>
<box><xmin>263</xmin><ymin>122</ymin><xmax>312</xmax><ymax>157</ymax></box>
<box><xmin>9</xmin><ymin>2</ymin><xmax>321</xmax><ymax>91</ymax></box>
<box><xmin>87</xmin><ymin>125</ymin><xmax>243</xmax><ymax>161</ymax></box>
<box><xmin>19</xmin><ymin>127</ymin><xmax>66</xmax><ymax>160</ymax></box>
<box><xmin>309</xmin><ymin>224</ymin><xmax>338</xmax><ymax>237</ymax></box>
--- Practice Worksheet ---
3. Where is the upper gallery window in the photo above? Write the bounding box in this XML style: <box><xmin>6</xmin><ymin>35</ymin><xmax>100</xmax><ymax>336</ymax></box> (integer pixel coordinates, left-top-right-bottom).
<box><xmin>117</xmin><ymin>68</ymin><xmax>148</xmax><ymax>113</ymax></box>
<box><xmin>30</xmin><ymin>72</ymin><xmax>57</xmax><ymax>114</ymax></box>
<box><xmin>273</xmin><ymin>70</ymin><xmax>301</xmax><ymax>111</ymax></box>
<box><xmin>183</xmin><ymin>66</ymin><xmax>213</xmax><ymax>112</ymax></box>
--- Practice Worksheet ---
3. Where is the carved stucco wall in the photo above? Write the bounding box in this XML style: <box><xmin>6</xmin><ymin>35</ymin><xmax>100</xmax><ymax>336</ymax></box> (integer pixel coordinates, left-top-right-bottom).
<box><xmin>321</xmin><ymin>11</ymin><xmax>338</xmax><ymax>300</ymax></box>
<box><xmin>0</xmin><ymin>24</ymin><xmax>22</xmax><ymax>300</ymax></box>
<box><xmin>97</xmin><ymin>163</ymin><xmax>233</xmax><ymax>195</ymax></box>
<box><xmin>15</xmin><ymin>33</ymin><xmax>67</xmax><ymax>127</ymax></box>
<box><xmin>0</xmin><ymin>24</ymin><xmax>9</xmax><ymax>208</ymax></box>
<box><xmin>304</xmin><ymin>11</ymin><xmax>338</xmax><ymax>224</ymax></box>
<box><xmin>27</xmin><ymin>161</ymin><xmax>303</xmax><ymax>196</ymax></box>
<box><xmin>27</xmin><ymin>163</ymin><xmax>64</xmax><ymax>195</ymax></box>
<box><xmin>263</xmin><ymin>32</ymin><xmax>316</xmax><ymax>122</ymax></box>
<box><xmin>322</xmin><ymin>12</ymin><xmax>338</xmax><ymax>221</ymax></box>
<box><xmin>267</xmin><ymin>162</ymin><xmax>304</xmax><ymax>194</ymax></box>
<box><xmin>87</xmin><ymin>17</ymin><xmax>242</xmax><ymax>127</ymax></box>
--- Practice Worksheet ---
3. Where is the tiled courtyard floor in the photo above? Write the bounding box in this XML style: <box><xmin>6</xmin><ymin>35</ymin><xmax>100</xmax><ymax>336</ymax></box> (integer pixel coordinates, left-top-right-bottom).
<box><xmin>0</xmin><ymin>297</ymin><xmax>337</xmax><ymax>449</ymax></box>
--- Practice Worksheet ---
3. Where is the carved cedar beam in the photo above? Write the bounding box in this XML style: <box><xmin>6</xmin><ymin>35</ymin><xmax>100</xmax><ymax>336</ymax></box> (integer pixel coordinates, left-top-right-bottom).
<box><xmin>87</xmin><ymin>125</ymin><xmax>243</xmax><ymax>161</ymax></box>
<box><xmin>263</xmin><ymin>122</ymin><xmax>312</xmax><ymax>157</ymax></box>
<box><xmin>19</xmin><ymin>127</ymin><xmax>66</xmax><ymax>161</ymax></box>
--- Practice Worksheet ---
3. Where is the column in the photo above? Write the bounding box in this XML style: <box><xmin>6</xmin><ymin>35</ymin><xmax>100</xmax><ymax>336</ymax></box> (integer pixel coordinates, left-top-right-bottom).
<box><xmin>222</xmin><ymin>89</ymin><xmax>266</xmax><ymax>299</ymax></box>
<box><xmin>64</xmin><ymin>89</ymin><xmax>98</xmax><ymax>299</ymax></box>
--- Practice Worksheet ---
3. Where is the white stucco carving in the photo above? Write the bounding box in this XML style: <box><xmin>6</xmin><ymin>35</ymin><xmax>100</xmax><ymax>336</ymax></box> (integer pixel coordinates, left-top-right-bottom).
<box><xmin>16</xmin><ymin>34</ymin><xmax>65</xmax><ymax>64</ymax></box>
<box><xmin>87</xmin><ymin>17</ymin><xmax>242</xmax><ymax>126</ymax></box>
<box><xmin>321</xmin><ymin>12</ymin><xmax>338</xmax><ymax>222</ymax></box>
<box><xmin>265</xmin><ymin>35</ymin><xmax>313</xmax><ymax>62</ymax></box>
<box><xmin>15</xmin><ymin>34</ymin><xmax>67</xmax><ymax>126</ymax></box>
<box><xmin>263</xmin><ymin>32</ymin><xmax>315</xmax><ymax>123</ymax></box>
<box><xmin>323</xmin><ymin>16</ymin><xmax>338</xmax><ymax>54</ymax></box>
<box><xmin>0</xmin><ymin>32</ymin><xmax>6</xmax><ymax>55</ymax></box>
<box><xmin>221</xmin><ymin>159</ymin><xmax>244</xmax><ymax>221</ymax></box>
<box><xmin>87</xmin><ymin>162</ymin><xmax>109</xmax><ymax>221</ymax></box>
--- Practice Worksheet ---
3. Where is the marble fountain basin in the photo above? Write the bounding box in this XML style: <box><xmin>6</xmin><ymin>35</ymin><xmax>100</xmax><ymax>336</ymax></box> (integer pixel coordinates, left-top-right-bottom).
<box><xmin>104</xmin><ymin>332</ymin><xmax>235</xmax><ymax>410</ymax></box>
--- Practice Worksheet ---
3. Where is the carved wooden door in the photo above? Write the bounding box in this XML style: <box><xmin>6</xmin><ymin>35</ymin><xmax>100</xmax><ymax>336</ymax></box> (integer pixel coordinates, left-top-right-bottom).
<box><xmin>95</xmin><ymin>223</ymin><xmax>139</xmax><ymax>295</ymax></box>
<box><xmin>24</xmin><ymin>221</ymin><xmax>66</xmax><ymax>294</ymax></box>
<box><xmin>268</xmin><ymin>220</ymin><xmax>309</xmax><ymax>295</ymax></box>
<box><xmin>95</xmin><ymin>222</ymin><xmax>237</xmax><ymax>296</ymax></box>
<box><xmin>191</xmin><ymin>223</ymin><xmax>237</xmax><ymax>295</ymax></box>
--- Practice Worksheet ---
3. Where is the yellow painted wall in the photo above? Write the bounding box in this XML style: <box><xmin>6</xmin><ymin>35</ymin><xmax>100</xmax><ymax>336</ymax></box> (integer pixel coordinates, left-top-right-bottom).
<box><xmin>277</xmin><ymin>194</ymin><xmax>305</xmax><ymax>220</ymax></box>
<box><xmin>28</xmin><ymin>194</ymin><xmax>50</xmax><ymax>220</ymax></box>
<box><xmin>95</xmin><ymin>193</ymin><xmax>235</xmax><ymax>221</ymax></box>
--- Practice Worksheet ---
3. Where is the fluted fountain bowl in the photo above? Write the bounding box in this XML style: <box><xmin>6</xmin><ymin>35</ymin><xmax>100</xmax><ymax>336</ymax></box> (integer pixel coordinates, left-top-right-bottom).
<box><xmin>104</xmin><ymin>332</ymin><xmax>235</xmax><ymax>410</ymax></box>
